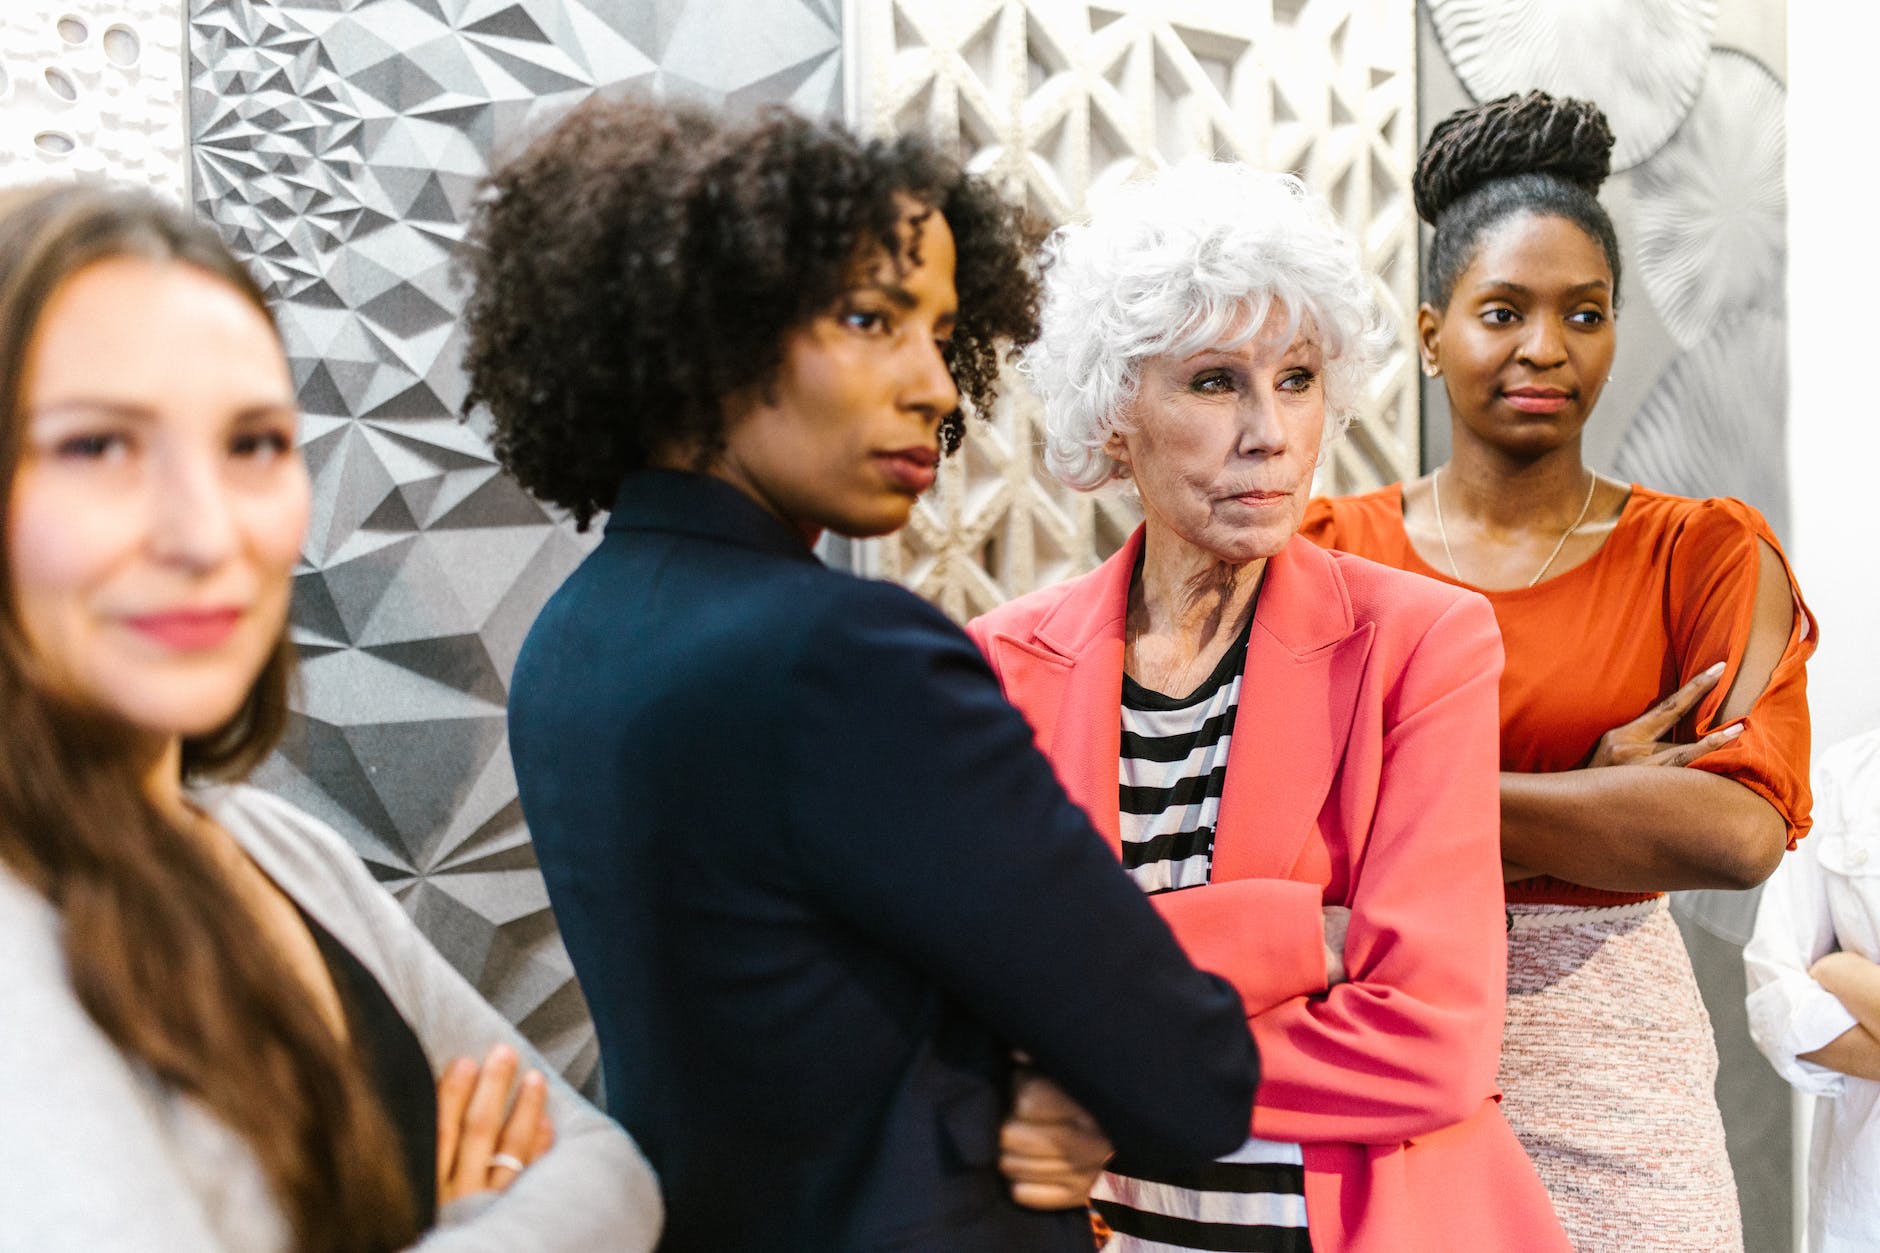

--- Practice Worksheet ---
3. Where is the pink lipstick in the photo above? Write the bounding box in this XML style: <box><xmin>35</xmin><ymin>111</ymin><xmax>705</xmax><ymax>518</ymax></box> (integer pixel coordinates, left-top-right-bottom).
<box><xmin>1503</xmin><ymin>387</ymin><xmax>1571</xmax><ymax>415</ymax></box>
<box><xmin>125</xmin><ymin>608</ymin><xmax>242</xmax><ymax>650</ymax></box>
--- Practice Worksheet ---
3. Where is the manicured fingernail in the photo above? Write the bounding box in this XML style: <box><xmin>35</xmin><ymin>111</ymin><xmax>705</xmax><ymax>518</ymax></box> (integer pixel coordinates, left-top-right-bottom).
<box><xmin>1703</xmin><ymin>661</ymin><xmax>1725</xmax><ymax>677</ymax></box>
<box><xmin>488</xmin><ymin>1044</ymin><xmax>513</xmax><ymax>1064</ymax></box>
<box><xmin>1721</xmin><ymin>723</ymin><xmax>1744</xmax><ymax>738</ymax></box>
<box><xmin>523</xmin><ymin>1071</ymin><xmax>545</xmax><ymax>1090</ymax></box>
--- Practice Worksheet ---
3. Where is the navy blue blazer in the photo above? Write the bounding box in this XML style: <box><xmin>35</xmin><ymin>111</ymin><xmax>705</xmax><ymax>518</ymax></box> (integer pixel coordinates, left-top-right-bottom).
<box><xmin>509</xmin><ymin>470</ymin><xmax>1258</xmax><ymax>1252</ymax></box>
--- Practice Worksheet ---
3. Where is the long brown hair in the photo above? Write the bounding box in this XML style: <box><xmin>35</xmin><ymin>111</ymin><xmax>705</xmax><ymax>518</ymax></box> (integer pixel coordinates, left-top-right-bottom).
<box><xmin>0</xmin><ymin>183</ymin><xmax>417</xmax><ymax>1250</ymax></box>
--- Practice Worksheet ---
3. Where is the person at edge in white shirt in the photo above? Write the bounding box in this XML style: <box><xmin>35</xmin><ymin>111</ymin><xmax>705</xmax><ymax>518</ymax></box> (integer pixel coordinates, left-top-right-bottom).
<box><xmin>1746</xmin><ymin>727</ymin><xmax>1880</xmax><ymax>1253</ymax></box>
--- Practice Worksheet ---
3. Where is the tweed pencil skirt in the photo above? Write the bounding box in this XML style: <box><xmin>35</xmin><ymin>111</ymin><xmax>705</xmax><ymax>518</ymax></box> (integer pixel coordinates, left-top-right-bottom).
<box><xmin>1498</xmin><ymin>898</ymin><xmax>1743</xmax><ymax>1252</ymax></box>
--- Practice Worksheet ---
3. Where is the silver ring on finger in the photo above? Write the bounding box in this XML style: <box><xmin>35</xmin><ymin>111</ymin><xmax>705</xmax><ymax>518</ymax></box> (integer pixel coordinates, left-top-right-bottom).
<box><xmin>489</xmin><ymin>1152</ymin><xmax>527</xmax><ymax>1174</ymax></box>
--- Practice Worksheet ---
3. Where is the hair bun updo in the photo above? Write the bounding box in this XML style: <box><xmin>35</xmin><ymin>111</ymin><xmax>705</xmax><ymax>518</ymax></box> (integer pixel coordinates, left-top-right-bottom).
<box><xmin>1413</xmin><ymin>90</ymin><xmax>1623</xmax><ymax>308</ymax></box>
<box><xmin>1412</xmin><ymin>90</ymin><xmax>1615</xmax><ymax>227</ymax></box>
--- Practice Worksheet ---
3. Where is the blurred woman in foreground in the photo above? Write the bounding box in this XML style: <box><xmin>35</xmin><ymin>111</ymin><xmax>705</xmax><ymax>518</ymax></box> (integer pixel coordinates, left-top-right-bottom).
<box><xmin>0</xmin><ymin>181</ymin><xmax>659</xmax><ymax>1251</ymax></box>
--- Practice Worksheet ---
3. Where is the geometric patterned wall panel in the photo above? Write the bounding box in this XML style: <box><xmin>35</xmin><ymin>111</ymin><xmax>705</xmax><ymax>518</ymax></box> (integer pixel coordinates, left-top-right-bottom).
<box><xmin>188</xmin><ymin>0</ymin><xmax>842</xmax><ymax>1086</ymax></box>
<box><xmin>850</xmin><ymin>0</ymin><xmax>1420</xmax><ymax>620</ymax></box>
<box><xmin>0</xmin><ymin>0</ymin><xmax>187</xmax><ymax>198</ymax></box>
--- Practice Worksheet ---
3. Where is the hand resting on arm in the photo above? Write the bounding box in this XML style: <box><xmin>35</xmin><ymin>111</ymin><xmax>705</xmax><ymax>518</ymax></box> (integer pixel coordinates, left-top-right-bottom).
<box><xmin>1500</xmin><ymin>538</ymin><xmax>1796</xmax><ymax>892</ymax></box>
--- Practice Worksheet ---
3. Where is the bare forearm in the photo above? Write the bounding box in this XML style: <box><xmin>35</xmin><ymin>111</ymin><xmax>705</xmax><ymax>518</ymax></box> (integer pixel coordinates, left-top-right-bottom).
<box><xmin>1799</xmin><ymin>1024</ymin><xmax>1880</xmax><ymax>1082</ymax></box>
<box><xmin>1812</xmin><ymin>952</ymin><xmax>1880</xmax><ymax>1038</ymax></box>
<box><xmin>1500</xmin><ymin>766</ymin><xmax>1786</xmax><ymax>892</ymax></box>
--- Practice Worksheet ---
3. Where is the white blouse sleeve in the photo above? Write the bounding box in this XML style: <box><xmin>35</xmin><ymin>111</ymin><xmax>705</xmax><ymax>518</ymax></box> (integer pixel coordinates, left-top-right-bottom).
<box><xmin>1745</xmin><ymin>776</ymin><xmax>1860</xmax><ymax>1097</ymax></box>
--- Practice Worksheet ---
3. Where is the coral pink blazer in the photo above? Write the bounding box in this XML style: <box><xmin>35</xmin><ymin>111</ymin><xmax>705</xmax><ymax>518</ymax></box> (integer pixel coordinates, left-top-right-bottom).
<box><xmin>967</xmin><ymin>532</ymin><xmax>1568</xmax><ymax>1253</ymax></box>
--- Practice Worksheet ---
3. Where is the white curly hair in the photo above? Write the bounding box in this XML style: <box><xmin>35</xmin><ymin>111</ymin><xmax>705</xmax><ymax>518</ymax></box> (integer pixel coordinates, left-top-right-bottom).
<box><xmin>1025</xmin><ymin>160</ymin><xmax>1395</xmax><ymax>492</ymax></box>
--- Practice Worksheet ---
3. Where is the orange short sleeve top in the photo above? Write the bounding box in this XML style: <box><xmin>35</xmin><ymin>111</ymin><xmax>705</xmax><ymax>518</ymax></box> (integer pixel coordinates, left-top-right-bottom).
<box><xmin>1301</xmin><ymin>484</ymin><xmax>1817</xmax><ymax>906</ymax></box>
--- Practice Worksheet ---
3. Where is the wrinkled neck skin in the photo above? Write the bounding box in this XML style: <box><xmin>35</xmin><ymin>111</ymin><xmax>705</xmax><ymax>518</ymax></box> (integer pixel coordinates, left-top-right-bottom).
<box><xmin>1126</xmin><ymin>520</ymin><xmax>1265</xmax><ymax>686</ymax></box>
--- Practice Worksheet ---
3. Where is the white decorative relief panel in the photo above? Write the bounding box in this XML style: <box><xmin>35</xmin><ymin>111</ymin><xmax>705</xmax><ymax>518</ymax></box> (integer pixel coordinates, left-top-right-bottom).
<box><xmin>850</xmin><ymin>0</ymin><xmax>1420</xmax><ymax>619</ymax></box>
<box><xmin>0</xmin><ymin>1</ymin><xmax>187</xmax><ymax>198</ymax></box>
<box><xmin>1632</xmin><ymin>49</ymin><xmax>1786</xmax><ymax>351</ymax></box>
<box><xmin>1616</xmin><ymin>47</ymin><xmax>1789</xmax><ymax>537</ymax></box>
<box><xmin>1426</xmin><ymin>0</ymin><xmax>1719</xmax><ymax>171</ymax></box>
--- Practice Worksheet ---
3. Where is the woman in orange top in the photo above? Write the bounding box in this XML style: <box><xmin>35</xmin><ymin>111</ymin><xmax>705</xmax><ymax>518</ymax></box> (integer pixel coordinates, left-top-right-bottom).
<box><xmin>1302</xmin><ymin>93</ymin><xmax>1814</xmax><ymax>1251</ymax></box>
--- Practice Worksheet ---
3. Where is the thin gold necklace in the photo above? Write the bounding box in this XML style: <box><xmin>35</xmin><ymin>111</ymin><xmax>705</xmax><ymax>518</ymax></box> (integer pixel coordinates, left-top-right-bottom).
<box><xmin>1431</xmin><ymin>467</ymin><xmax>1599</xmax><ymax>589</ymax></box>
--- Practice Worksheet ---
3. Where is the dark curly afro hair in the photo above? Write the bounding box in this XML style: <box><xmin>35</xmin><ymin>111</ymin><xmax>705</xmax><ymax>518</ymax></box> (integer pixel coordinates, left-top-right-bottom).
<box><xmin>458</xmin><ymin>94</ymin><xmax>1041</xmax><ymax>528</ymax></box>
<box><xmin>1413</xmin><ymin>90</ymin><xmax>1621</xmax><ymax>310</ymax></box>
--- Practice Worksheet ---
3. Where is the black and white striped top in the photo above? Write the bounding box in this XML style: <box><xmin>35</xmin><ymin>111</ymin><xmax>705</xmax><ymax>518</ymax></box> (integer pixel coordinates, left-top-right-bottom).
<box><xmin>1095</xmin><ymin>624</ymin><xmax>1311</xmax><ymax>1252</ymax></box>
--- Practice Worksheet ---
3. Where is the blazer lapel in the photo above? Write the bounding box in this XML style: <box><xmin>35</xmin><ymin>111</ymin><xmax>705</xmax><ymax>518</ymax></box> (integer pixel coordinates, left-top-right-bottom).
<box><xmin>1046</xmin><ymin>633</ymin><xmax>1126</xmax><ymax>855</ymax></box>
<box><xmin>1211</xmin><ymin>538</ymin><xmax>1370</xmax><ymax>882</ymax></box>
<box><xmin>993</xmin><ymin>532</ymin><xmax>1366</xmax><ymax>876</ymax></box>
<box><xmin>1000</xmin><ymin>534</ymin><xmax>1144</xmax><ymax>857</ymax></box>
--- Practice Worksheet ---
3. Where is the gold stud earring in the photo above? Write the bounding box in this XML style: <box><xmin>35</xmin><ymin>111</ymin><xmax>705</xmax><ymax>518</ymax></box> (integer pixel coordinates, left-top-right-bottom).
<box><xmin>1421</xmin><ymin>360</ymin><xmax>1441</xmax><ymax>378</ymax></box>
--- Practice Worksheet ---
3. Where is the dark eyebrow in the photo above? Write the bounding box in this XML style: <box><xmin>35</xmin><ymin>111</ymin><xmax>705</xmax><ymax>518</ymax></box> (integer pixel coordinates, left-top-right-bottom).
<box><xmin>1477</xmin><ymin>278</ymin><xmax>1611</xmax><ymax>296</ymax></box>
<box><xmin>856</xmin><ymin>281</ymin><xmax>918</xmax><ymax>310</ymax></box>
<box><xmin>853</xmin><ymin>281</ymin><xmax>957</xmax><ymax>334</ymax></box>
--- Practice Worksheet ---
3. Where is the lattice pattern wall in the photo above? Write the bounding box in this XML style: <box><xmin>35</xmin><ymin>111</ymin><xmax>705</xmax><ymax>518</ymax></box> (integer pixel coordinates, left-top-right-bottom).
<box><xmin>850</xmin><ymin>0</ymin><xmax>1420</xmax><ymax>619</ymax></box>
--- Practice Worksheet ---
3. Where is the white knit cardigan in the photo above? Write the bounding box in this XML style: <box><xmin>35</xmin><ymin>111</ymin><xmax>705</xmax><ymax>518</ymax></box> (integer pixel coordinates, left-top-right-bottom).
<box><xmin>0</xmin><ymin>782</ymin><xmax>662</xmax><ymax>1253</ymax></box>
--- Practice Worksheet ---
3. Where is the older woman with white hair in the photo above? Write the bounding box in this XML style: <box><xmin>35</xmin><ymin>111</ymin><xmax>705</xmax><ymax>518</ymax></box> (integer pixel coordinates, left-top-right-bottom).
<box><xmin>968</xmin><ymin>163</ymin><xmax>1569</xmax><ymax>1253</ymax></box>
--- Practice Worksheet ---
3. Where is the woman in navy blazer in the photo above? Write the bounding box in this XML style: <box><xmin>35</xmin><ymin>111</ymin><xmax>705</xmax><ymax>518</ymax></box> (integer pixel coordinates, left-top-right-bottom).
<box><xmin>459</xmin><ymin>96</ymin><xmax>1261</xmax><ymax>1251</ymax></box>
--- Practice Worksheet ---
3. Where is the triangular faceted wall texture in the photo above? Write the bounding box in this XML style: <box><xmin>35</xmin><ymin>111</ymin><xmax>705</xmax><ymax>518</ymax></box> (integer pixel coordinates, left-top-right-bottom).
<box><xmin>187</xmin><ymin>0</ymin><xmax>843</xmax><ymax>1088</ymax></box>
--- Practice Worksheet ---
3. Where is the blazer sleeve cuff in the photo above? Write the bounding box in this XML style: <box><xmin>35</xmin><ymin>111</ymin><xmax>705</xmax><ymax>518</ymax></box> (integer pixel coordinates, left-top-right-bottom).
<box><xmin>1152</xmin><ymin>878</ymin><xmax>1328</xmax><ymax>1017</ymax></box>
